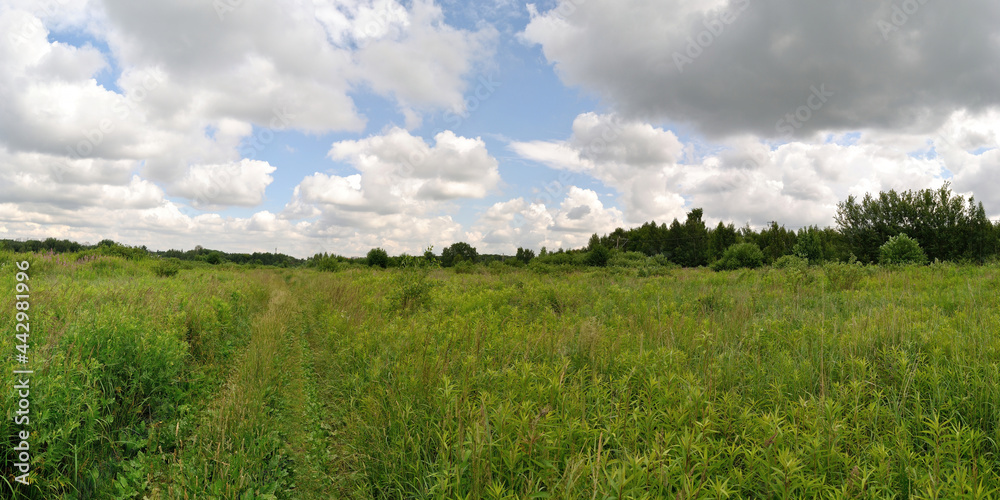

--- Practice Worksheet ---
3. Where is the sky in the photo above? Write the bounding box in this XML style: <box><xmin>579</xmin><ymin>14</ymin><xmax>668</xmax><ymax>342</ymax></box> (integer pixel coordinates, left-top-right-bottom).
<box><xmin>1</xmin><ymin>0</ymin><xmax>999</xmax><ymax>258</ymax></box>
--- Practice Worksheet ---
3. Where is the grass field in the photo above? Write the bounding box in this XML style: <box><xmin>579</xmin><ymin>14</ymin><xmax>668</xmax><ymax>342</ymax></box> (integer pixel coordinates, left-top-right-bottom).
<box><xmin>3</xmin><ymin>253</ymin><xmax>1000</xmax><ymax>498</ymax></box>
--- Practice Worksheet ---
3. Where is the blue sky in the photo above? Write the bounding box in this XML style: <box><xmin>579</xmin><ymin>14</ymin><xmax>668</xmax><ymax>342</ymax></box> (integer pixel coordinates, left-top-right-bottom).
<box><xmin>1</xmin><ymin>0</ymin><xmax>998</xmax><ymax>256</ymax></box>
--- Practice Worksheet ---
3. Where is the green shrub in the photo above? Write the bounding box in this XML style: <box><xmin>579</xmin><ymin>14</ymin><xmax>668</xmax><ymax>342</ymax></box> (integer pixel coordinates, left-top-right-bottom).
<box><xmin>823</xmin><ymin>258</ymin><xmax>866</xmax><ymax>290</ymax></box>
<box><xmin>585</xmin><ymin>245</ymin><xmax>611</xmax><ymax>267</ymax></box>
<box><xmin>389</xmin><ymin>269</ymin><xmax>436</xmax><ymax>311</ymax></box>
<box><xmin>773</xmin><ymin>254</ymin><xmax>809</xmax><ymax>269</ymax></box>
<box><xmin>879</xmin><ymin>233</ymin><xmax>928</xmax><ymax>265</ymax></box>
<box><xmin>316</xmin><ymin>257</ymin><xmax>340</xmax><ymax>272</ymax></box>
<box><xmin>152</xmin><ymin>258</ymin><xmax>182</xmax><ymax>277</ymax></box>
<box><xmin>454</xmin><ymin>261</ymin><xmax>476</xmax><ymax>274</ymax></box>
<box><xmin>367</xmin><ymin>247</ymin><xmax>390</xmax><ymax>268</ymax></box>
<box><xmin>711</xmin><ymin>243</ymin><xmax>764</xmax><ymax>271</ymax></box>
<box><xmin>608</xmin><ymin>251</ymin><xmax>647</xmax><ymax>267</ymax></box>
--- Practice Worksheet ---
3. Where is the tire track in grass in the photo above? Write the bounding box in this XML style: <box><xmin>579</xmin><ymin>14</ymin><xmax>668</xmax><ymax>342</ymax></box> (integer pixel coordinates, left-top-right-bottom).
<box><xmin>151</xmin><ymin>274</ymin><xmax>336</xmax><ymax>499</ymax></box>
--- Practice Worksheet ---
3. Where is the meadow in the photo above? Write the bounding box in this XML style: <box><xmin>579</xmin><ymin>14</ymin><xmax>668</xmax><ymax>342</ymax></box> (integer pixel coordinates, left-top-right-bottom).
<box><xmin>3</xmin><ymin>252</ymin><xmax>1000</xmax><ymax>499</ymax></box>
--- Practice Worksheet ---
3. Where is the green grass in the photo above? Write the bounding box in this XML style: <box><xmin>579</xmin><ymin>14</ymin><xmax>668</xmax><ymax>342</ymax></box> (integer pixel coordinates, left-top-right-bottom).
<box><xmin>3</xmin><ymin>254</ymin><xmax>1000</xmax><ymax>498</ymax></box>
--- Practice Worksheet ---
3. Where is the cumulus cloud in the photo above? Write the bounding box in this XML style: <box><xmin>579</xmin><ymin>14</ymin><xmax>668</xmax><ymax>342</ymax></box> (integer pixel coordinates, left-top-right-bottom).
<box><xmin>469</xmin><ymin>187</ymin><xmax>625</xmax><ymax>253</ymax></box>
<box><xmin>522</xmin><ymin>0</ymin><xmax>1000</xmax><ymax>138</ymax></box>
<box><xmin>170</xmin><ymin>159</ymin><xmax>277</xmax><ymax>208</ymax></box>
<box><xmin>510</xmin><ymin>112</ymin><xmax>991</xmax><ymax>230</ymax></box>
<box><xmin>300</xmin><ymin>126</ymin><xmax>502</xmax><ymax>212</ymax></box>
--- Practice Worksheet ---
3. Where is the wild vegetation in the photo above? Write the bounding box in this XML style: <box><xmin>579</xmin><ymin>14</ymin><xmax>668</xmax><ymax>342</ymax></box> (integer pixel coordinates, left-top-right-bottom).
<box><xmin>3</xmin><ymin>247</ymin><xmax>1000</xmax><ymax>498</ymax></box>
<box><xmin>3</xmin><ymin>185</ymin><xmax>1000</xmax><ymax>497</ymax></box>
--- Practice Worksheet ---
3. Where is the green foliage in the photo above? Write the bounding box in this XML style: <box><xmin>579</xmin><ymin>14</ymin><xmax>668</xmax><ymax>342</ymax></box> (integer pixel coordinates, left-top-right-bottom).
<box><xmin>515</xmin><ymin>247</ymin><xmax>535</xmax><ymax>264</ymax></box>
<box><xmin>711</xmin><ymin>242</ymin><xmax>765</xmax><ymax>271</ymax></box>
<box><xmin>152</xmin><ymin>257</ymin><xmax>182</xmax><ymax>277</ymax></box>
<box><xmin>709</xmin><ymin>221</ymin><xmax>738</xmax><ymax>262</ymax></box>
<box><xmin>793</xmin><ymin>226</ymin><xmax>824</xmax><ymax>263</ymax></box>
<box><xmin>453</xmin><ymin>260</ymin><xmax>477</xmax><ymax>274</ymax></box>
<box><xmin>388</xmin><ymin>268</ymin><xmax>436</xmax><ymax>311</ymax></box>
<box><xmin>879</xmin><ymin>233</ymin><xmax>928</xmax><ymax>265</ymax></box>
<box><xmin>836</xmin><ymin>182</ymin><xmax>997</xmax><ymax>263</ymax></box>
<box><xmin>7</xmin><ymin>254</ymin><xmax>1000</xmax><ymax>498</ymax></box>
<box><xmin>773</xmin><ymin>254</ymin><xmax>809</xmax><ymax>270</ymax></box>
<box><xmin>366</xmin><ymin>247</ymin><xmax>389</xmax><ymax>268</ymax></box>
<box><xmin>204</xmin><ymin>251</ymin><xmax>224</xmax><ymax>265</ymax></box>
<box><xmin>823</xmin><ymin>257</ymin><xmax>866</xmax><ymax>290</ymax></box>
<box><xmin>585</xmin><ymin>245</ymin><xmax>611</xmax><ymax>267</ymax></box>
<box><xmin>441</xmin><ymin>242</ymin><xmax>478</xmax><ymax>267</ymax></box>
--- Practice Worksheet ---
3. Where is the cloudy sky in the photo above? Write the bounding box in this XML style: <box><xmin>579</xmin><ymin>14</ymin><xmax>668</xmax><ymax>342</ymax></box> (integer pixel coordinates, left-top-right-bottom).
<box><xmin>1</xmin><ymin>0</ymin><xmax>999</xmax><ymax>257</ymax></box>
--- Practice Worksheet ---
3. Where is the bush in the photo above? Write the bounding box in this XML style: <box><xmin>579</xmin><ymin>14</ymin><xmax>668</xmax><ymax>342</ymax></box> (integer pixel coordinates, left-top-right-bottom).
<box><xmin>152</xmin><ymin>258</ymin><xmax>181</xmax><ymax>277</ymax></box>
<box><xmin>204</xmin><ymin>251</ymin><xmax>224</xmax><ymax>265</ymax></box>
<box><xmin>608</xmin><ymin>251</ymin><xmax>647</xmax><ymax>268</ymax></box>
<box><xmin>453</xmin><ymin>261</ymin><xmax>476</xmax><ymax>274</ymax></box>
<box><xmin>711</xmin><ymin>243</ymin><xmax>764</xmax><ymax>271</ymax></box>
<box><xmin>773</xmin><ymin>254</ymin><xmax>809</xmax><ymax>270</ymax></box>
<box><xmin>879</xmin><ymin>233</ymin><xmax>928</xmax><ymax>265</ymax></box>
<box><xmin>316</xmin><ymin>258</ymin><xmax>340</xmax><ymax>272</ymax></box>
<box><xmin>389</xmin><ymin>269</ymin><xmax>435</xmax><ymax>311</ymax></box>
<box><xmin>823</xmin><ymin>258</ymin><xmax>866</xmax><ymax>290</ymax></box>
<box><xmin>367</xmin><ymin>248</ymin><xmax>390</xmax><ymax>268</ymax></box>
<box><xmin>585</xmin><ymin>245</ymin><xmax>611</xmax><ymax>267</ymax></box>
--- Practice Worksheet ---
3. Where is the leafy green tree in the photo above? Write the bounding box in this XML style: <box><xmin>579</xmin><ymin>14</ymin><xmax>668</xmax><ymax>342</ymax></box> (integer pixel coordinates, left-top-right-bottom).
<box><xmin>366</xmin><ymin>248</ymin><xmax>389</xmax><ymax>268</ymax></box>
<box><xmin>879</xmin><ymin>234</ymin><xmax>927</xmax><ymax>265</ymax></box>
<box><xmin>793</xmin><ymin>226</ymin><xmax>824</xmax><ymax>263</ymax></box>
<box><xmin>757</xmin><ymin>222</ymin><xmax>796</xmax><ymax>264</ymax></box>
<box><xmin>204</xmin><ymin>251</ymin><xmax>224</xmax><ymax>265</ymax></box>
<box><xmin>836</xmin><ymin>183</ymin><xmax>995</xmax><ymax>263</ymax></box>
<box><xmin>709</xmin><ymin>222</ymin><xmax>738</xmax><ymax>262</ymax></box>
<box><xmin>515</xmin><ymin>247</ymin><xmax>535</xmax><ymax>264</ymax></box>
<box><xmin>440</xmin><ymin>242</ymin><xmax>478</xmax><ymax>267</ymax></box>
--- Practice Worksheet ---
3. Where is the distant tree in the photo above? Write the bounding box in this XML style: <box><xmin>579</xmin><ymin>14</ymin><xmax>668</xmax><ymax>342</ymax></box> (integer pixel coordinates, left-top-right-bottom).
<box><xmin>539</xmin><ymin>247</ymin><xmax>548</xmax><ymax>257</ymax></box>
<box><xmin>440</xmin><ymin>242</ymin><xmax>478</xmax><ymax>267</ymax></box>
<box><xmin>677</xmin><ymin>208</ymin><xmax>709</xmax><ymax>267</ymax></box>
<box><xmin>205</xmin><ymin>251</ymin><xmax>224</xmax><ymax>265</ymax></box>
<box><xmin>793</xmin><ymin>226</ymin><xmax>824</xmax><ymax>263</ymax></box>
<box><xmin>708</xmin><ymin>221</ymin><xmax>738</xmax><ymax>262</ymax></box>
<box><xmin>366</xmin><ymin>248</ymin><xmax>389</xmax><ymax>268</ymax></box>
<box><xmin>587</xmin><ymin>233</ymin><xmax>602</xmax><ymax>252</ymax></box>
<box><xmin>756</xmin><ymin>222</ymin><xmax>796</xmax><ymax>264</ymax></box>
<box><xmin>835</xmin><ymin>183</ymin><xmax>995</xmax><ymax>263</ymax></box>
<box><xmin>515</xmin><ymin>247</ymin><xmax>535</xmax><ymax>264</ymax></box>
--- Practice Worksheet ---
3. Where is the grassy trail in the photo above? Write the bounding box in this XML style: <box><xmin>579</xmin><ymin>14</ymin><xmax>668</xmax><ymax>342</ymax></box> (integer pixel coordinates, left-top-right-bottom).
<box><xmin>150</xmin><ymin>274</ymin><xmax>345</xmax><ymax>498</ymax></box>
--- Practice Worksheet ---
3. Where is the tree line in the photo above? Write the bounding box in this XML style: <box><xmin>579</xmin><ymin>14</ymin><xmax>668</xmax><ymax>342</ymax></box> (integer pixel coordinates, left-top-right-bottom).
<box><xmin>4</xmin><ymin>184</ymin><xmax>998</xmax><ymax>270</ymax></box>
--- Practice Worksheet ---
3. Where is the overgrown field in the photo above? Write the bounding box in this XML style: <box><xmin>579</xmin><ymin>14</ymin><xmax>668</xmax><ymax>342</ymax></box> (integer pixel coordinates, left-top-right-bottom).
<box><xmin>3</xmin><ymin>253</ymin><xmax>1000</xmax><ymax>498</ymax></box>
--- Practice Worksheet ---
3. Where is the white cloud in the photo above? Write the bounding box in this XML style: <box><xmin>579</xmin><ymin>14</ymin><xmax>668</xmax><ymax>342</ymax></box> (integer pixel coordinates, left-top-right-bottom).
<box><xmin>171</xmin><ymin>159</ymin><xmax>277</xmax><ymax>208</ymax></box>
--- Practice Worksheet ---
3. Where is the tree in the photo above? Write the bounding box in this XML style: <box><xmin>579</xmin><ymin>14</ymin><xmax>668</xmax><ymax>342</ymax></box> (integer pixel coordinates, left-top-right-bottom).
<box><xmin>205</xmin><ymin>251</ymin><xmax>224</xmax><ymax>265</ymax></box>
<box><xmin>440</xmin><ymin>242</ymin><xmax>478</xmax><ymax>267</ymax></box>
<box><xmin>366</xmin><ymin>248</ymin><xmax>389</xmax><ymax>268</ymax></box>
<box><xmin>757</xmin><ymin>222</ymin><xmax>796</xmax><ymax>264</ymax></box>
<box><xmin>793</xmin><ymin>226</ymin><xmax>824</xmax><ymax>263</ymax></box>
<box><xmin>835</xmin><ymin>183</ymin><xmax>994</xmax><ymax>263</ymax></box>
<box><xmin>709</xmin><ymin>222</ymin><xmax>738</xmax><ymax>262</ymax></box>
<box><xmin>515</xmin><ymin>247</ymin><xmax>535</xmax><ymax>264</ymax></box>
<box><xmin>676</xmin><ymin>209</ymin><xmax>709</xmax><ymax>267</ymax></box>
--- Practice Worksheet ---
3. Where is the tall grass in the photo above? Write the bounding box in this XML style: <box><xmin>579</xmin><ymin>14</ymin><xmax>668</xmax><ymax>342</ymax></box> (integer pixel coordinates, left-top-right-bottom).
<box><xmin>3</xmin><ymin>254</ymin><xmax>1000</xmax><ymax>498</ymax></box>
